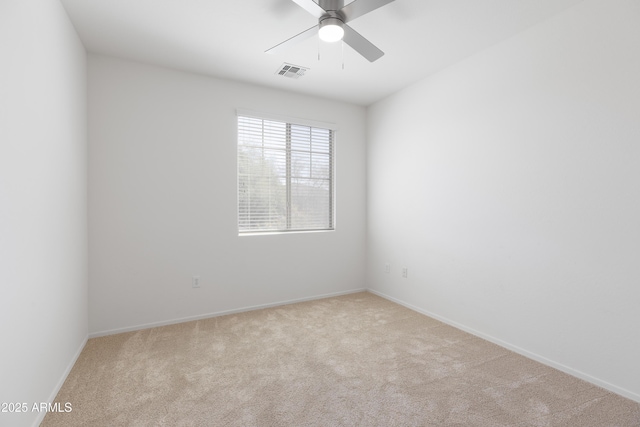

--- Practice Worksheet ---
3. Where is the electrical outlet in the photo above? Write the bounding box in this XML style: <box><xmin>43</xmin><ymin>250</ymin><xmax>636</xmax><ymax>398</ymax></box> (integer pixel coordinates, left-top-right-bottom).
<box><xmin>192</xmin><ymin>276</ymin><xmax>201</xmax><ymax>288</ymax></box>
<box><xmin>402</xmin><ymin>267</ymin><xmax>408</xmax><ymax>278</ymax></box>
<box><xmin>384</xmin><ymin>263</ymin><xmax>390</xmax><ymax>274</ymax></box>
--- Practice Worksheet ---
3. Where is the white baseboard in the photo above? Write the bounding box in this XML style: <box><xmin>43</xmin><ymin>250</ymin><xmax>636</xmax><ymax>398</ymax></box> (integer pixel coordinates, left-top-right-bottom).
<box><xmin>89</xmin><ymin>288</ymin><xmax>367</xmax><ymax>338</ymax></box>
<box><xmin>32</xmin><ymin>335</ymin><xmax>88</xmax><ymax>427</ymax></box>
<box><xmin>367</xmin><ymin>288</ymin><xmax>640</xmax><ymax>403</ymax></box>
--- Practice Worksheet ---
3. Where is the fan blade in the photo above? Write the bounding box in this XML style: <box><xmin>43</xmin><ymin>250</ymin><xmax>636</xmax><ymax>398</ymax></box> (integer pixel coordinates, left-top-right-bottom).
<box><xmin>265</xmin><ymin>24</ymin><xmax>320</xmax><ymax>55</ymax></box>
<box><xmin>340</xmin><ymin>0</ymin><xmax>396</xmax><ymax>23</ymax></box>
<box><xmin>342</xmin><ymin>24</ymin><xmax>384</xmax><ymax>62</ymax></box>
<box><xmin>291</xmin><ymin>0</ymin><xmax>326</xmax><ymax>18</ymax></box>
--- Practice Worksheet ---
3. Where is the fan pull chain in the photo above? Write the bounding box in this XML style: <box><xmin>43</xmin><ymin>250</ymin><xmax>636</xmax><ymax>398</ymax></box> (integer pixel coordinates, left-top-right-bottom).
<box><xmin>341</xmin><ymin>41</ymin><xmax>344</xmax><ymax>70</ymax></box>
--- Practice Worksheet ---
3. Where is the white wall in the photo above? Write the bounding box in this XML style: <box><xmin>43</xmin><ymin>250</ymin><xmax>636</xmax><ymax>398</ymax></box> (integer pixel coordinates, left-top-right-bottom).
<box><xmin>0</xmin><ymin>1</ymin><xmax>88</xmax><ymax>426</ymax></box>
<box><xmin>367</xmin><ymin>0</ymin><xmax>640</xmax><ymax>401</ymax></box>
<box><xmin>88</xmin><ymin>55</ymin><xmax>367</xmax><ymax>335</ymax></box>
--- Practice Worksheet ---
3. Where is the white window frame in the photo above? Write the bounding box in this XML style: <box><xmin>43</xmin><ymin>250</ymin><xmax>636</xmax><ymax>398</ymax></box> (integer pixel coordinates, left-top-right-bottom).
<box><xmin>237</xmin><ymin>110</ymin><xmax>336</xmax><ymax>235</ymax></box>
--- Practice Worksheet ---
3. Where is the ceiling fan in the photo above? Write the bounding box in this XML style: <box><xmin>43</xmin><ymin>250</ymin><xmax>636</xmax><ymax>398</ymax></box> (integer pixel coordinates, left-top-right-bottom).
<box><xmin>266</xmin><ymin>0</ymin><xmax>396</xmax><ymax>62</ymax></box>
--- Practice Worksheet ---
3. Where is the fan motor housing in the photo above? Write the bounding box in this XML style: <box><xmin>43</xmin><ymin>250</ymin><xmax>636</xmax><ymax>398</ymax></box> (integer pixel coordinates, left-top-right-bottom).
<box><xmin>319</xmin><ymin>16</ymin><xmax>344</xmax><ymax>28</ymax></box>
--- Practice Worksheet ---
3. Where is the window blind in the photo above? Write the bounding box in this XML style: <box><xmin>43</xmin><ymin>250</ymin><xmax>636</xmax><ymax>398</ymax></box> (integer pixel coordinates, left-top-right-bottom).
<box><xmin>238</xmin><ymin>115</ymin><xmax>334</xmax><ymax>233</ymax></box>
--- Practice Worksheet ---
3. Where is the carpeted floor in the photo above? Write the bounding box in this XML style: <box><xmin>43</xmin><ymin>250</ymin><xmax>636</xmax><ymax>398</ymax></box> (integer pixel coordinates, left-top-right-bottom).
<box><xmin>43</xmin><ymin>292</ymin><xmax>640</xmax><ymax>426</ymax></box>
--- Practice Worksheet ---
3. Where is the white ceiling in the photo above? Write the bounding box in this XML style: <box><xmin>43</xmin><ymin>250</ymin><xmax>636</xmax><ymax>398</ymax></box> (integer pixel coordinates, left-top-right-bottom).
<box><xmin>60</xmin><ymin>0</ymin><xmax>583</xmax><ymax>106</ymax></box>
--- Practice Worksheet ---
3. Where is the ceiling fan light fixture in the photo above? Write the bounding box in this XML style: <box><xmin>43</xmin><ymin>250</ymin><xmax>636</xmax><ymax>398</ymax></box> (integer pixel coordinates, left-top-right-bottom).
<box><xmin>318</xmin><ymin>17</ymin><xmax>344</xmax><ymax>43</ymax></box>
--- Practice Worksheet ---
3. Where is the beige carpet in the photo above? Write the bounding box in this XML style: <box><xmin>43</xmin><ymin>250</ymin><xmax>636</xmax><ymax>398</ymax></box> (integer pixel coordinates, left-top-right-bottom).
<box><xmin>43</xmin><ymin>292</ymin><xmax>640</xmax><ymax>426</ymax></box>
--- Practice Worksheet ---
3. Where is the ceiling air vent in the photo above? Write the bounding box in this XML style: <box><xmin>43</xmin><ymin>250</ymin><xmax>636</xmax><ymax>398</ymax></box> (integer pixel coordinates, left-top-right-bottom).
<box><xmin>276</xmin><ymin>63</ymin><xmax>308</xmax><ymax>79</ymax></box>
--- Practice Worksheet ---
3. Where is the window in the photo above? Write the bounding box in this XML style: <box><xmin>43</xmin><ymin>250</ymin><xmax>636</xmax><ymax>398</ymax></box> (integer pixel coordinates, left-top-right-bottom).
<box><xmin>237</xmin><ymin>114</ymin><xmax>334</xmax><ymax>233</ymax></box>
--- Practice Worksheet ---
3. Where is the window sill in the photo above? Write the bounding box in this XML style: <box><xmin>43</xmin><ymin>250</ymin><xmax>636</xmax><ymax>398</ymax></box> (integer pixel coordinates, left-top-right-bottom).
<box><xmin>238</xmin><ymin>229</ymin><xmax>334</xmax><ymax>237</ymax></box>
